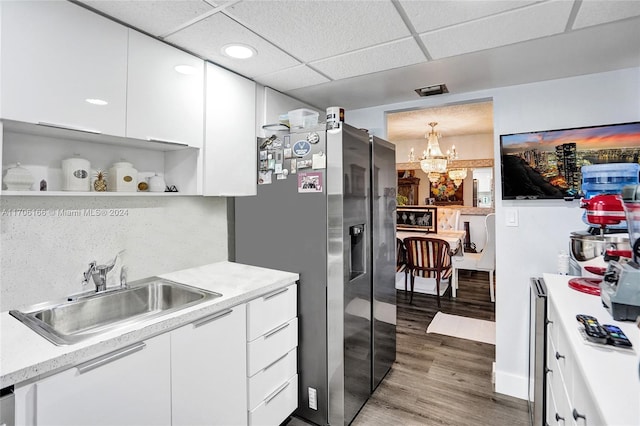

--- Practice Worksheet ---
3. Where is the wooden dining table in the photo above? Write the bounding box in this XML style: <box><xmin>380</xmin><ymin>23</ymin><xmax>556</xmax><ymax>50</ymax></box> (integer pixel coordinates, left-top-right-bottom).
<box><xmin>396</xmin><ymin>229</ymin><xmax>467</xmax><ymax>298</ymax></box>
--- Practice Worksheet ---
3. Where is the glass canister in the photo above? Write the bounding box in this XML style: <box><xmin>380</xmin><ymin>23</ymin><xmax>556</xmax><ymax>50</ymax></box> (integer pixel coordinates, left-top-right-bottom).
<box><xmin>108</xmin><ymin>161</ymin><xmax>138</xmax><ymax>192</ymax></box>
<box><xmin>3</xmin><ymin>162</ymin><xmax>35</xmax><ymax>190</ymax></box>
<box><xmin>62</xmin><ymin>156</ymin><xmax>91</xmax><ymax>191</ymax></box>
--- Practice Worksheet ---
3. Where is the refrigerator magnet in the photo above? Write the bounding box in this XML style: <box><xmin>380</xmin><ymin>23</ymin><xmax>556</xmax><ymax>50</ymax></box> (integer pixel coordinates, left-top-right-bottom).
<box><xmin>298</xmin><ymin>172</ymin><xmax>323</xmax><ymax>193</ymax></box>
<box><xmin>284</xmin><ymin>148</ymin><xmax>292</xmax><ymax>159</ymax></box>
<box><xmin>293</xmin><ymin>140</ymin><xmax>311</xmax><ymax>157</ymax></box>
<box><xmin>297</xmin><ymin>159</ymin><xmax>312</xmax><ymax>169</ymax></box>
<box><xmin>290</xmin><ymin>159</ymin><xmax>297</xmax><ymax>174</ymax></box>
<box><xmin>312</xmin><ymin>152</ymin><xmax>326</xmax><ymax>169</ymax></box>
<box><xmin>258</xmin><ymin>170</ymin><xmax>272</xmax><ymax>185</ymax></box>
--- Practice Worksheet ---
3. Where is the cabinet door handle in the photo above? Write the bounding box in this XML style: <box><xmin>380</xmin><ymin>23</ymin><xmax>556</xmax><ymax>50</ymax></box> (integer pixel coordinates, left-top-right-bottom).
<box><xmin>147</xmin><ymin>137</ymin><xmax>189</xmax><ymax>147</ymax></box>
<box><xmin>263</xmin><ymin>287</ymin><xmax>289</xmax><ymax>301</ymax></box>
<box><xmin>545</xmin><ymin>367</ymin><xmax>553</xmax><ymax>374</ymax></box>
<box><xmin>38</xmin><ymin>121</ymin><xmax>101</xmax><ymax>134</ymax></box>
<box><xmin>192</xmin><ymin>309</ymin><xmax>233</xmax><ymax>328</ymax></box>
<box><xmin>264</xmin><ymin>322</ymin><xmax>290</xmax><ymax>339</ymax></box>
<box><xmin>555</xmin><ymin>413</ymin><xmax>564</xmax><ymax>421</ymax></box>
<box><xmin>572</xmin><ymin>409</ymin><xmax>586</xmax><ymax>421</ymax></box>
<box><xmin>555</xmin><ymin>351</ymin><xmax>565</xmax><ymax>360</ymax></box>
<box><xmin>263</xmin><ymin>353</ymin><xmax>289</xmax><ymax>372</ymax></box>
<box><xmin>77</xmin><ymin>342</ymin><xmax>146</xmax><ymax>374</ymax></box>
<box><xmin>546</xmin><ymin>319</ymin><xmax>554</xmax><ymax>325</ymax></box>
<box><xmin>264</xmin><ymin>381</ymin><xmax>290</xmax><ymax>405</ymax></box>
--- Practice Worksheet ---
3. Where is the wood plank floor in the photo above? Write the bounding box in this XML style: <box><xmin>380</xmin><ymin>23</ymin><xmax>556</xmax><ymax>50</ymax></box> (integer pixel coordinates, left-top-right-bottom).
<box><xmin>287</xmin><ymin>271</ymin><xmax>530</xmax><ymax>426</ymax></box>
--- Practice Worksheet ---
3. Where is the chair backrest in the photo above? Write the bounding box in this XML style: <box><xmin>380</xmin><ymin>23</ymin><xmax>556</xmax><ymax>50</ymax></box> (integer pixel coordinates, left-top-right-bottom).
<box><xmin>403</xmin><ymin>237</ymin><xmax>452</xmax><ymax>279</ymax></box>
<box><xmin>437</xmin><ymin>208</ymin><xmax>460</xmax><ymax>230</ymax></box>
<box><xmin>477</xmin><ymin>213</ymin><xmax>496</xmax><ymax>270</ymax></box>
<box><xmin>396</xmin><ymin>238</ymin><xmax>407</xmax><ymax>270</ymax></box>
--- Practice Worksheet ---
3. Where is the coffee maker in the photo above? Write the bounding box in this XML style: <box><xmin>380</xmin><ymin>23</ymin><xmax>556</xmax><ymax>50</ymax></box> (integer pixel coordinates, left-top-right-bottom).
<box><xmin>600</xmin><ymin>184</ymin><xmax>640</xmax><ymax>321</ymax></box>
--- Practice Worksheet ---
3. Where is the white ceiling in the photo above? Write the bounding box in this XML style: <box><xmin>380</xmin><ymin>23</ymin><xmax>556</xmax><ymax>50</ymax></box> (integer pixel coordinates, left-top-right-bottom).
<box><xmin>76</xmin><ymin>0</ymin><xmax>640</xmax><ymax>113</ymax></box>
<box><xmin>387</xmin><ymin>101</ymin><xmax>494</xmax><ymax>141</ymax></box>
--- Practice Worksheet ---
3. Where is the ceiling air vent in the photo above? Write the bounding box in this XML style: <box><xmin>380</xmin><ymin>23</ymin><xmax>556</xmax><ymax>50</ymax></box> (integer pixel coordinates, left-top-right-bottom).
<box><xmin>415</xmin><ymin>84</ymin><xmax>449</xmax><ymax>97</ymax></box>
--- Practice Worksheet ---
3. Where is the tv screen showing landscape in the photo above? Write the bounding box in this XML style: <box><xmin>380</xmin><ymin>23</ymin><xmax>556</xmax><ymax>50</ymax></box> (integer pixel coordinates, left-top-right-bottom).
<box><xmin>500</xmin><ymin>121</ymin><xmax>640</xmax><ymax>199</ymax></box>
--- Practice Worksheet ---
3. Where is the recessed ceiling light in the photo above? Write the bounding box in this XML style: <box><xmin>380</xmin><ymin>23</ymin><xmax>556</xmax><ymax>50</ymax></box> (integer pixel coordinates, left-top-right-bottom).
<box><xmin>85</xmin><ymin>98</ymin><xmax>108</xmax><ymax>106</ymax></box>
<box><xmin>222</xmin><ymin>44</ymin><xmax>256</xmax><ymax>59</ymax></box>
<box><xmin>415</xmin><ymin>84</ymin><xmax>449</xmax><ymax>97</ymax></box>
<box><xmin>174</xmin><ymin>64</ymin><xmax>196</xmax><ymax>75</ymax></box>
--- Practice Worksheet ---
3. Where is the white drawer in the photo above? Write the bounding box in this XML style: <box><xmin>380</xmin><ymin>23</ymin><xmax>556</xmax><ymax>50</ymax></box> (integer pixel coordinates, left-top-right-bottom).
<box><xmin>247</xmin><ymin>284</ymin><xmax>297</xmax><ymax>341</ymax></box>
<box><xmin>247</xmin><ymin>318</ymin><xmax>298</xmax><ymax>377</ymax></box>
<box><xmin>248</xmin><ymin>374</ymin><xmax>298</xmax><ymax>426</ymax></box>
<box><xmin>248</xmin><ymin>348</ymin><xmax>297</xmax><ymax>410</ymax></box>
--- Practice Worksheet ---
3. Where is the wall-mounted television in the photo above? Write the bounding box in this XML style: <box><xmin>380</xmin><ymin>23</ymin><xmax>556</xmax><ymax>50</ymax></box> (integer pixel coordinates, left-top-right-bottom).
<box><xmin>500</xmin><ymin>121</ymin><xmax>640</xmax><ymax>200</ymax></box>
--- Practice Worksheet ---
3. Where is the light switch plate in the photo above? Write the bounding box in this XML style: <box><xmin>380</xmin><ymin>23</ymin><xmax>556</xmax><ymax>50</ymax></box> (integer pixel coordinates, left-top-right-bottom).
<box><xmin>505</xmin><ymin>208</ymin><xmax>519</xmax><ymax>227</ymax></box>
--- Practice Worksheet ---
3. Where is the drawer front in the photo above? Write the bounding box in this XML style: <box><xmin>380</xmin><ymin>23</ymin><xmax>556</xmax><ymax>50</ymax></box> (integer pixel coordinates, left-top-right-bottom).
<box><xmin>247</xmin><ymin>318</ymin><xmax>298</xmax><ymax>377</ymax></box>
<box><xmin>571</xmin><ymin>367</ymin><xmax>605</xmax><ymax>426</ymax></box>
<box><xmin>547</xmin><ymin>373</ymin><xmax>571</xmax><ymax>425</ymax></box>
<box><xmin>547</xmin><ymin>298</ymin><xmax>560</xmax><ymax>351</ymax></box>
<box><xmin>248</xmin><ymin>374</ymin><xmax>298</xmax><ymax>426</ymax></box>
<box><xmin>247</xmin><ymin>284</ymin><xmax>297</xmax><ymax>341</ymax></box>
<box><xmin>248</xmin><ymin>348</ymin><xmax>297</xmax><ymax>410</ymax></box>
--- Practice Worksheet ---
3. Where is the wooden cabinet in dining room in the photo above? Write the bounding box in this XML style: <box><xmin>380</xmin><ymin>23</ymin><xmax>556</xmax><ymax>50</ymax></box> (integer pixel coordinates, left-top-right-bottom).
<box><xmin>398</xmin><ymin>172</ymin><xmax>420</xmax><ymax>205</ymax></box>
<box><xmin>0</xmin><ymin>0</ymin><xmax>128</xmax><ymax>136</ymax></box>
<box><xmin>126</xmin><ymin>30</ymin><xmax>204</xmax><ymax>149</ymax></box>
<box><xmin>203</xmin><ymin>62</ymin><xmax>256</xmax><ymax>196</ymax></box>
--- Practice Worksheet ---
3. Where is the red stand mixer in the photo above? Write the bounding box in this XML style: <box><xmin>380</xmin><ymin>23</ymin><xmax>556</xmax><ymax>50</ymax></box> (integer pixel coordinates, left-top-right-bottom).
<box><xmin>568</xmin><ymin>194</ymin><xmax>632</xmax><ymax>295</ymax></box>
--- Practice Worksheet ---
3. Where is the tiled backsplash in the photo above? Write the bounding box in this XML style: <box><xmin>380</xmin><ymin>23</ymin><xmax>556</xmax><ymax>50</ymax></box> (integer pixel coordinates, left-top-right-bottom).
<box><xmin>0</xmin><ymin>196</ymin><xmax>228</xmax><ymax>311</ymax></box>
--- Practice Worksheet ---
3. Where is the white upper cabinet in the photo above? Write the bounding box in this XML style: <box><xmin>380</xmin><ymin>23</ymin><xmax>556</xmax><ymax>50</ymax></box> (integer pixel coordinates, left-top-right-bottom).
<box><xmin>127</xmin><ymin>30</ymin><xmax>204</xmax><ymax>149</ymax></box>
<box><xmin>0</xmin><ymin>1</ymin><xmax>128</xmax><ymax>136</ymax></box>
<box><xmin>204</xmin><ymin>62</ymin><xmax>256</xmax><ymax>196</ymax></box>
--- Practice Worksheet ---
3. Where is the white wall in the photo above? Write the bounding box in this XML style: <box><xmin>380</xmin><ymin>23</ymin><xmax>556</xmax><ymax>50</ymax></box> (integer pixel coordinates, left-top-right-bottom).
<box><xmin>0</xmin><ymin>195</ymin><xmax>228</xmax><ymax>311</ymax></box>
<box><xmin>348</xmin><ymin>67</ymin><xmax>640</xmax><ymax>399</ymax></box>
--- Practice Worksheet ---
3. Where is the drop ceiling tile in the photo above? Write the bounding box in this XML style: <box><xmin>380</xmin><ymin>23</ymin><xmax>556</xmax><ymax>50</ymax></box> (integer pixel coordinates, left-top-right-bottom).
<box><xmin>311</xmin><ymin>38</ymin><xmax>426</xmax><ymax>81</ymax></box>
<box><xmin>165</xmin><ymin>13</ymin><xmax>300</xmax><ymax>78</ymax></box>
<box><xmin>79</xmin><ymin>0</ymin><xmax>215</xmax><ymax>37</ymax></box>
<box><xmin>400</xmin><ymin>0</ymin><xmax>540</xmax><ymax>33</ymax></box>
<box><xmin>421</xmin><ymin>0</ymin><xmax>574</xmax><ymax>59</ymax></box>
<box><xmin>573</xmin><ymin>0</ymin><xmax>640</xmax><ymax>29</ymax></box>
<box><xmin>224</xmin><ymin>1</ymin><xmax>411</xmax><ymax>62</ymax></box>
<box><xmin>254</xmin><ymin>65</ymin><xmax>330</xmax><ymax>92</ymax></box>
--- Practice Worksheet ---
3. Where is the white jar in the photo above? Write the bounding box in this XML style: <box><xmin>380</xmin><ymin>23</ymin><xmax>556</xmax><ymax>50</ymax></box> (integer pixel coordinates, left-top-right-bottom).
<box><xmin>4</xmin><ymin>162</ymin><xmax>34</xmax><ymax>191</ymax></box>
<box><xmin>108</xmin><ymin>162</ymin><xmax>138</xmax><ymax>192</ymax></box>
<box><xmin>148</xmin><ymin>173</ymin><xmax>166</xmax><ymax>193</ymax></box>
<box><xmin>62</xmin><ymin>157</ymin><xmax>90</xmax><ymax>191</ymax></box>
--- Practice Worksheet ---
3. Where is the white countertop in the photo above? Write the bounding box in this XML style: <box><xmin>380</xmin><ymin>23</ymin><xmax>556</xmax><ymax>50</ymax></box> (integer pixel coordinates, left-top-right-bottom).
<box><xmin>543</xmin><ymin>273</ymin><xmax>640</xmax><ymax>425</ymax></box>
<box><xmin>0</xmin><ymin>261</ymin><xmax>298</xmax><ymax>389</ymax></box>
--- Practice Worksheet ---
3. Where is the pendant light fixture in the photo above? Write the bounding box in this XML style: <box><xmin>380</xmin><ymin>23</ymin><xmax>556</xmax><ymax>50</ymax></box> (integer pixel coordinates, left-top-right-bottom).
<box><xmin>419</xmin><ymin>122</ymin><xmax>448</xmax><ymax>174</ymax></box>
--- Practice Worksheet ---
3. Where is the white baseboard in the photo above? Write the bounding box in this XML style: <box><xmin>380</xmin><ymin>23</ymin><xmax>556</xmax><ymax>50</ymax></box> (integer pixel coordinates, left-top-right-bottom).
<box><xmin>494</xmin><ymin>369</ymin><xmax>529</xmax><ymax>400</ymax></box>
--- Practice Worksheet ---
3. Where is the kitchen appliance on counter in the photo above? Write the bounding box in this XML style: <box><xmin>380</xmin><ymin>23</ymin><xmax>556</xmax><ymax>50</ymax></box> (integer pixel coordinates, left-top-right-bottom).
<box><xmin>568</xmin><ymin>193</ymin><xmax>630</xmax><ymax>294</ymax></box>
<box><xmin>600</xmin><ymin>184</ymin><xmax>640</xmax><ymax>321</ymax></box>
<box><xmin>235</xmin><ymin>123</ymin><xmax>396</xmax><ymax>425</ymax></box>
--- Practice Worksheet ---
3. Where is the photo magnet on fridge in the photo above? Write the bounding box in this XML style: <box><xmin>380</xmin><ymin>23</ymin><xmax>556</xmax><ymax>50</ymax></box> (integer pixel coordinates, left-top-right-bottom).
<box><xmin>298</xmin><ymin>171</ymin><xmax>323</xmax><ymax>193</ymax></box>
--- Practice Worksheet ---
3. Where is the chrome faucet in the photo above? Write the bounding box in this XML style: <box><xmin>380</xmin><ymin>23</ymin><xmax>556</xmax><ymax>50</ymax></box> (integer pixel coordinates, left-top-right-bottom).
<box><xmin>82</xmin><ymin>251</ymin><xmax>124</xmax><ymax>292</ymax></box>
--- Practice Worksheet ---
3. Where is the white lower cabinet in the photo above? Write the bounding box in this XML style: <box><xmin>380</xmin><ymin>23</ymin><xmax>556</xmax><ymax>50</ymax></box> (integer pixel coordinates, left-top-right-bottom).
<box><xmin>171</xmin><ymin>305</ymin><xmax>247</xmax><ymax>426</ymax></box>
<box><xmin>246</xmin><ymin>284</ymin><xmax>299</xmax><ymax>425</ymax></box>
<box><xmin>31</xmin><ymin>333</ymin><xmax>171</xmax><ymax>426</ymax></box>
<box><xmin>545</xmin><ymin>299</ymin><xmax>606</xmax><ymax>426</ymax></box>
<box><xmin>13</xmin><ymin>283</ymin><xmax>298</xmax><ymax>426</ymax></box>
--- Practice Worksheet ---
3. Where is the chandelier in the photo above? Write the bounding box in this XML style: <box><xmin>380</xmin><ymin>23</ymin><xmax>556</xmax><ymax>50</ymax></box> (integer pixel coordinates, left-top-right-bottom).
<box><xmin>448</xmin><ymin>168</ymin><xmax>467</xmax><ymax>187</ymax></box>
<box><xmin>419</xmin><ymin>122</ymin><xmax>448</xmax><ymax>174</ymax></box>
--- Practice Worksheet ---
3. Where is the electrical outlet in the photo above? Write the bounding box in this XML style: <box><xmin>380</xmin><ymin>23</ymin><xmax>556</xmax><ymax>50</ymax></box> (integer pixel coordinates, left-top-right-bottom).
<box><xmin>308</xmin><ymin>387</ymin><xmax>317</xmax><ymax>410</ymax></box>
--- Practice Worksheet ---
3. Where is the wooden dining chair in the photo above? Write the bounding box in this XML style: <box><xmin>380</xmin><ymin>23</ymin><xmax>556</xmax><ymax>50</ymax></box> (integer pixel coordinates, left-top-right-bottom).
<box><xmin>396</xmin><ymin>238</ymin><xmax>409</xmax><ymax>294</ymax></box>
<box><xmin>403</xmin><ymin>237</ymin><xmax>453</xmax><ymax>307</ymax></box>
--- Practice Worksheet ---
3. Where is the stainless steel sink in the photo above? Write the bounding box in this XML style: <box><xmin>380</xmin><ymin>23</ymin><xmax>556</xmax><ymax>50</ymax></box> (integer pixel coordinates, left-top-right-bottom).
<box><xmin>10</xmin><ymin>278</ymin><xmax>222</xmax><ymax>345</ymax></box>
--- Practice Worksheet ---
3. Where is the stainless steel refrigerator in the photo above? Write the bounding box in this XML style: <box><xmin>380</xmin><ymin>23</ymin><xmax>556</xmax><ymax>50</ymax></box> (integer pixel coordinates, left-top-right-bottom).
<box><xmin>234</xmin><ymin>123</ymin><xmax>396</xmax><ymax>425</ymax></box>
